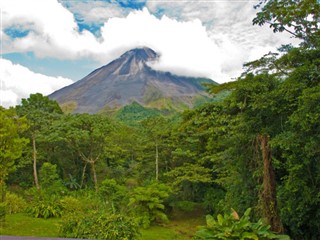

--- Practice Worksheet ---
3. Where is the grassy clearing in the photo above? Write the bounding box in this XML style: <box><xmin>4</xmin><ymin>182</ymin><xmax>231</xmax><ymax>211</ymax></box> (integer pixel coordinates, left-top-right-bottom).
<box><xmin>0</xmin><ymin>213</ymin><xmax>204</xmax><ymax>239</ymax></box>
<box><xmin>0</xmin><ymin>213</ymin><xmax>60</xmax><ymax>237</ymax></box>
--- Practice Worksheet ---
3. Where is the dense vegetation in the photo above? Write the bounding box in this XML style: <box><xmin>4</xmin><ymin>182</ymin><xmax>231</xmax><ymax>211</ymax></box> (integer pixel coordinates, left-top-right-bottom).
<box><xmin>1</xmin><ymin>1</ymin><xmax>319</xmax><ymax>239</ymax></box>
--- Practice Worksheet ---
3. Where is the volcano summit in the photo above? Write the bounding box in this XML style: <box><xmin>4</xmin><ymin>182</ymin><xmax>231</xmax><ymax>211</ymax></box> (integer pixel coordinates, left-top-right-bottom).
<box><xmin>49</xmin><ymin>47</ymin><xmax>215</xmax><ymax>113</ymax></box>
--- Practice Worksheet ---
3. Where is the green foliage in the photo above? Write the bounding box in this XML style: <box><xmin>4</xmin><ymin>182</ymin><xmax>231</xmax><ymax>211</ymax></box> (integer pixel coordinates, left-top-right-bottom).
<box><xmin>203</xmin><ymin>188</ymin><xmax>225</xmax><ymax>215</ymax></box>
<box><xmin>99</xmin><ymin>178</ymin><xmax>127</xmax><ymax>210</ymax></box>
<box><xmin>59</xmin><ymin>196</ymin><xmax>82</xmax><ymax>214</ymax></box>
<box><xmin>253</xmin><ymin>0</ymin><xmax>320</xmax><ymax>48</ymax></box>
<box><xmin>0</xmin><ymin>107</ymin><xmax>28</xmax><ymax>222</ymax></box>
<box><xmin>27</xmin><ymin>198</ymin><xmax>63</xmax><ymax>219</ymax></box>
<box><xmin>0</xmin><ymin>107</ymin><xmax>29</xmax><ymax>182</ymax></box>
<box><xmin>193</xmin><ymin>208</ymin><xmax>290</xmax><ymax>240</ymax></box>
<box><xmin>116</xmin><ymin>101</ymin><xmax>161</xmax><ymax>125</ymax></box>
<box><xmin>0</xmin><ymin>202</ymin><xmax>6</xmax><ymax>223</ymax></box>
<box><xmin>171</xmin><ymin>201</ymin><xmax>198</xmax><ymax>212</ymax></box>
<box><xmin>39</xmin><ymin>162</ymin><xmax>65</xmax><ymax>194</ymax></box>
<box><xmin>166</xmin><ymin>163</ymin><xmax>212</xmax><ymax>190</ymax></box>
<box><xmin>129</xmin><ymin>182</ymin><xmax>171</xmax><ymax>228</ymax></box>
<box><xmin>63</xmin><ymin>174</ymin><xmax>81</xmax><ymax>190</ymax></box>
<box><xmin>59</xmin><ymin>211</ymin><xmax>140</xmax><ymax>240</ymax></box>
<box><xmin>5</xmin><ymin>192</ymin><xmax>27</xmax><ymax>214</ymax></box>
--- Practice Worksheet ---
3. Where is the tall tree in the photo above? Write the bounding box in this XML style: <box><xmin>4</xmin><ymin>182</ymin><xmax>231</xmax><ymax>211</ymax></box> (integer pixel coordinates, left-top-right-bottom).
<box><xmin>16</xmin><ymin>93</ymin><xmax>62</xmax><ymax>190</ymax></box>
<box><xmin>50</xmin><ymin>114</ymin><xmax>113</xmax><ymax>191</ymax></box>
<box><xmin>140</xmin><ymin>116</ymin><xmax>173</xmax><ymax>181</ymax></box>
<box><xmin>0</xmin><ymin>107</ymin><xmax>28</xmax><ymax>221</ymax></box>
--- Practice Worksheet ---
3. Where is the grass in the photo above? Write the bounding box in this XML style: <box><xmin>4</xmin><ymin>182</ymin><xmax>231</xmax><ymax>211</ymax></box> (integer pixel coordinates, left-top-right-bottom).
<box><xmin>0</xmin><ymin>212</ymin><xmax>205</xmax><ymax>239</ymax></box>
<box><xmin>0</xmin><ymin>213</ymin><xmax>60</xmax><ymax>237</ymax></box>
<box><xmin>141</xmin><ymin>226</ymin><xmax>187</xmax><ymax>240</ymax></box>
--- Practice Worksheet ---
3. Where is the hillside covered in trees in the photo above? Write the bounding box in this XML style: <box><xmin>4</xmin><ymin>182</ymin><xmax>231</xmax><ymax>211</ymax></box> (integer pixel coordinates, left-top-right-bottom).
<box><xmin>1</xmin><ymin>1</ymin><xmax>319</xmax><ymax>239</ymax></box>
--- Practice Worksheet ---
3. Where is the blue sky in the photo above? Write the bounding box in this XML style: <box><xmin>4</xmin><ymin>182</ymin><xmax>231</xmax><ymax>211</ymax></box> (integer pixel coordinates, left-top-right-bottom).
<box><xmin>0</xmin><ymin>0</ymin><xmax>297</xmax><ymax>107</ymax></box>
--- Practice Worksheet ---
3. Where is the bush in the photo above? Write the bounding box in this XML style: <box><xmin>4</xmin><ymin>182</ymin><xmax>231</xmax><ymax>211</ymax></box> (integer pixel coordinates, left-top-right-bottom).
<box><xmin>129</xmin><ymin>182</ymin><xmax>171</xmax><ymax>228</ymax></box>
<box><xmin>39</xmin><ymin>162</ymin><xmax>66</xmax><ymax>195</ymax></box>
<box><xmin>193</xmin><ymin>208</ymin><xmax>290</xmax><ymax>240</ymax></box>
<box><xmin>60</xmin><ymin>196</ymin><xmax>82</xmax><ymax>214</ymax></box>
<box><xmin>59</xmin><ymin>211</ymin><xmax>140</xmax><ymax>240</ymax></box>
<box><xmin>5</xmin><ymin>192</ymin><xmax>27</xmax><ymax>214</ymax></box>
<box><xmin>99</xmin><ymin>178</ymin><xmax>127</xmax><ymax>210</ymax></box>
<box><xmin>27</xmin><ymin>198</ymin><xmax>63</xmax><ymax>219</ymax></box>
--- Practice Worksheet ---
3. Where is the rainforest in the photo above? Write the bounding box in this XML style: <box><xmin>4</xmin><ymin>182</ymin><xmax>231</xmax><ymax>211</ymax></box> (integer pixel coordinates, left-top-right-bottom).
<box><xmin>1</xmin><ymin>1</ymin><xmax>319</xmax><ymax>239</ymax></box>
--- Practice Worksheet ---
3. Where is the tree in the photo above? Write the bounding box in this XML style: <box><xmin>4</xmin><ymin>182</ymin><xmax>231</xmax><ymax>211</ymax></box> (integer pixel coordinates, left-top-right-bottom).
<box><xmin>140</xmin><ymin>116</ymin><xmax>173</xmax><ymax>181</ymax></box>
<box><xmin>0</xmin><ymin>107</ymin><xmax>28</xmax><ymax>221</ymax></box>
<box><xmin>253</xmin><ymin>0</ymin><xmax>320</xmax><ymax>48</ymax></box>
<box><xmin>50</xmin><ymin>114</ymin><xmax>114</xmax><ymax>191</ymax></box>
<box><xmin>272</xmin><ymin>85</ymin><xmax>320</xmax><ymax>238</ymax></box>
<box><xmin>16</xmin><ymin>93</ymin><xmax>63</xmax><ymax>190</ymax></box>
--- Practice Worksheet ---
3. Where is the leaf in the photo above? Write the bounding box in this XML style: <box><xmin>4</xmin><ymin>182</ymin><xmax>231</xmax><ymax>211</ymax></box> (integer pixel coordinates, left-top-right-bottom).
<box><xmin>206</xmin><ymin>214</ymin><xmax>216</xmax><ymax>228</ymax></box>
<box><xmin>276</xmin><ymin>235</ymin><xmax>291</xmax><ymax>240</ymax></box>
<box><xmin>217</xmin><ymin>214</ymin><xmax>225</xmax><ymax>226</ymax></box>
<box><xmin>241</xmin><ymin>232</ymin><xmax>259</xmax><ymax>240</ymax></box>
<box><xmin>231</xmin><ymin>208</ymin><xmax>240</xmax><ymax>220</ymax></box>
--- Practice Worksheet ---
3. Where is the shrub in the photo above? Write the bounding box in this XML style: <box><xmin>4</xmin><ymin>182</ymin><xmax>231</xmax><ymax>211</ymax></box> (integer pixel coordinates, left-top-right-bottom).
<box><xmin>99</xmin><ymin>178</ymin><xmax>127</xmax><ymax>210</ymax></box>
<box><xmin>60</xmin><ymin>196</ymin><xmax>82</xmax><ymax>214</ymax></box>
<box><xmin>5</xmin><ymin>192</ymin><xmax>27</xmax><ymax>214</ymax></box>
<box><xmin>59</xmin><ymin>211</ymin><xmax>140</xmax><ymax>240</ymax></box>
<box><xmin>193</xmin><ymin>208</ymin><xmax>290</xmax><ymax>240</ymax></box>
<box><xmin>27</xmin><ymin>198</ymin><xmax>63</xmax><ymax>219</ymax></box>
<box><xmin>39</xmin><ymin>162</ymin><xmax>66</xmax><ymax>195</ymax></box>
<box><xmin>129</xmin><ymin>182</ymin><xmax>171</xmax><ymax>228</ymax></box>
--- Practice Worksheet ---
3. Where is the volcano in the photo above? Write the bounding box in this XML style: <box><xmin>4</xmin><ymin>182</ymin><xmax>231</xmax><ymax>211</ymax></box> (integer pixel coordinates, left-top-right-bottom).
<box><xmin>49</xmin><ymin>47</ymin><xmax>215</xmax><ymax>113</ymax></box>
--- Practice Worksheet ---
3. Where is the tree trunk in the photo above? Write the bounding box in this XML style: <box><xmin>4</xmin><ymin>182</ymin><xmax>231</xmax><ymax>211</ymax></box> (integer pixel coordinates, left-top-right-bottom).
<box><xmin>90</xmin><ymin>161</ymin><xmax>98</xmax><ymax>192</ymax></box>
<box><xmin>259</xmin><ymin>134</ymin><xmax>283</xmax><ymax>233</ymax></box>
<box><xmin>32</xmin><ymin>134</ymin><xmax>40</xmax><ymax>190</ymax></box>
<box><xmin>80</xmin><ymin>163</ymin><xmax>87</xmax><ymax>188</ymax></box>
<box><xmin>155</xmin><ymin>142</ymin><xmax>159</xmax><ymax>181</ymax></box>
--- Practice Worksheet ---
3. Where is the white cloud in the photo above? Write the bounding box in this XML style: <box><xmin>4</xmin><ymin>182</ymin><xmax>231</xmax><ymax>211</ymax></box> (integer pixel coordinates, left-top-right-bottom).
<box><xmin>1</xmin><ymin>0</ymin><xmax>101</xmax><ymax>59</ymax></box>
<box><xmin>146</xmin><ymin>1</ymin><xmax>299</xmax><ymax>78</ymax></box>
<box><xmin>62</xmin><ymin>1</ymin><xmax>129</xmax><ymax>23</ymax></box>
<box><xmin>97</xmin><ymin>8</ymin><xmax>229</xmax><ymax>81</ymax></box>
<box><xmin>0</xmin><ymin>59</ymin><xmax>73</xmax><ymax>108</ymax></box>
<box><xmin>1</xmin><ymin>0</ymin><xmax>300</xmax><ymax>86</ymax></box>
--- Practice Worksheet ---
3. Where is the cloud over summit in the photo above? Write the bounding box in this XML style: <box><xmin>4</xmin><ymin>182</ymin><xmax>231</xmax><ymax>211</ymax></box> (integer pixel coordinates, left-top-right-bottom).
<box><xmin>1</xmin><ymin>0</ymin><xmax>298</xmax><ymax>107</ymax></box>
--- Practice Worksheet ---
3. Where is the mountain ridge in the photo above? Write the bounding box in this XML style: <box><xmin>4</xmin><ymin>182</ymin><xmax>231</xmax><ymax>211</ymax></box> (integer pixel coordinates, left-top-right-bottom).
<box><xmin>49</xmin><ymin>47</ymin><xmax>216</xmax><ymax>113</ymax></box>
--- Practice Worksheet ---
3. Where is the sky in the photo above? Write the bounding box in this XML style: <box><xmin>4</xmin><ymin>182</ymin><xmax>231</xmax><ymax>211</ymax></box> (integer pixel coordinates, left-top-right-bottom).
<box><xmin>0</xmin><ymin>0</ymin><xmax>298</xmax><ymax>108</ymax></box>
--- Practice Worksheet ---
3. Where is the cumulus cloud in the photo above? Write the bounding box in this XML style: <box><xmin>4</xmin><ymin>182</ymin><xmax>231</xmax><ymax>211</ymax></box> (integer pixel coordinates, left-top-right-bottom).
<box><xmin>1</xmin><ymin>0</ymin><xmax>101</xmax><ymax>59</ymax></box>
<box><xmin>0</xmin><ymin>59</ymin><xmax>73</xmax><ymax>108</ymax></box>
<box><xmin>1</xmin><ymin>0</ymin><xmax>299</xmax><ymax>86</ymax></box>
<box><xmin>146</xmin><ymin>1</ymin><xmax>299</xmax><ymax>78</ymax></box>
<box><xmin>96</xmin><ymin>8</ymin><xmax>229</xmax><ymax>81</ymax></box>
<box><xmin>61</xmin><ymin>1</ymin><xmax>129</xmax><ymax>23</ymax></box>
